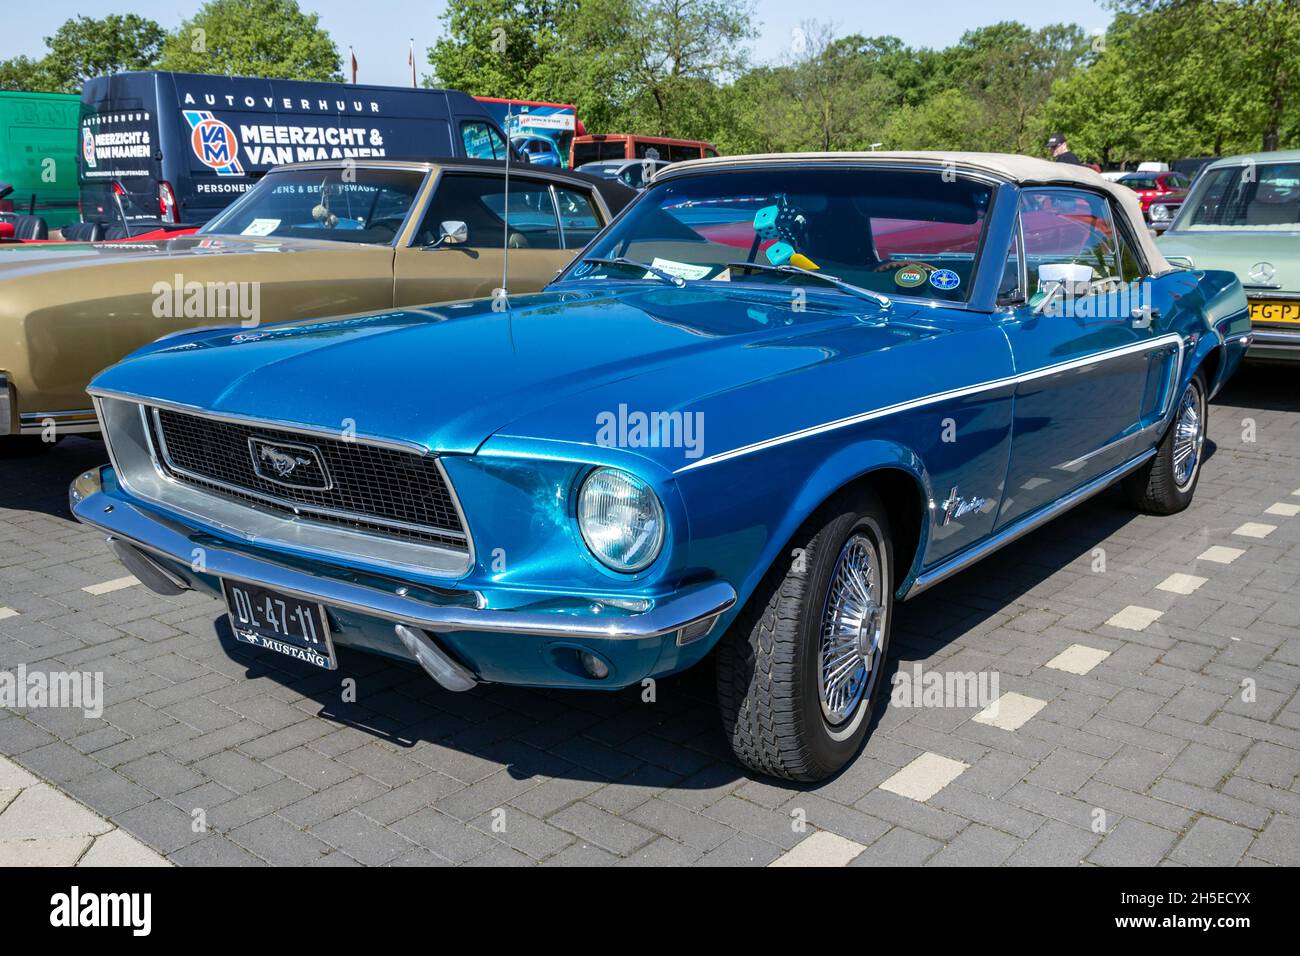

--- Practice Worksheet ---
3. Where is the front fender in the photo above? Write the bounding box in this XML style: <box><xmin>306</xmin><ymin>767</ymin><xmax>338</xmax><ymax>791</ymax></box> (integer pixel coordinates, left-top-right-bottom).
<box><xmin>676</xmin><ymin>436</ymin><xmax>935</xmax><ymax>655</ymax></box>
<box><xmin>1187</xmin><ymin>269</ymin><xmax>1250</xmax><ymax>399</ymax></box>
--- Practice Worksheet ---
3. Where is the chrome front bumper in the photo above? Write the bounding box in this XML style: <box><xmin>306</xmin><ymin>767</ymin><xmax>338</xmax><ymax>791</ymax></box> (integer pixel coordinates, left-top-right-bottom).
<box><xmin>1249</xmin><ymin>328</ymin><xmax>1300</xmax><ymax>356</ymax></box>
<box><xmin>70</xmin><ymin>466</ymin><xmax>736</xmax><ymax>648</ymax></box>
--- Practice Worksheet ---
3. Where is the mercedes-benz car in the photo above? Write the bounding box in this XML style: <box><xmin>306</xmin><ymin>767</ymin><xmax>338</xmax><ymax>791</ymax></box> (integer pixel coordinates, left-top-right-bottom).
<box><xmin>71</xmin><ymin>152</ymin><xmax>1249</xmax><ymax>781</ymax></box>
<box><xmin>1158</xmin><ymin>150</ymin><xmax>1300</xmax><ymax>362</ymax></box>
<box><xmin>0</xmin><ymin>158</ymin><xmax>632</xmax><ymax>449</ymax></box>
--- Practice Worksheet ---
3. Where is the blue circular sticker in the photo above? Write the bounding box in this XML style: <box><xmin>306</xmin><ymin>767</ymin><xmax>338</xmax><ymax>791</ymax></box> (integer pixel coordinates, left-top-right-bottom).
<box><xmin>929</xmin><ymin>269</ymin><xmax>960</xmax><ymax>291</ymax></box>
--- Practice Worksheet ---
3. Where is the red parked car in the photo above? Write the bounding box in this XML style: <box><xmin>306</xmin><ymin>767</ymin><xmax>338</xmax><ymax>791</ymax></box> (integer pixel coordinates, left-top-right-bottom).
<box><xmin>1117</xmin><ymin>171</ymin><xmax>1191</xmax><ymax>232</ymax></box>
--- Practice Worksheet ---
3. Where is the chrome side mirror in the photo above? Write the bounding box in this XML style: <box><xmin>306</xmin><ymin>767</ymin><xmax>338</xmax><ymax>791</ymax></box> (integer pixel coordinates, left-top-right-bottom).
<box><xmin>439</xmin><ymin>220</ymin><xmax>468</xmax><ymax>245</ymax></box>
<box><xmin>425</xmin><ymin>220</ymin><xmax>468</xmax><ymax>249</ymax></box>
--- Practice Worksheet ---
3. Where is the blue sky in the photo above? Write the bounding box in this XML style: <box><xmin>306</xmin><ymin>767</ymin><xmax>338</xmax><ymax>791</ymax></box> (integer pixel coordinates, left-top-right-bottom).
<box><xmin>5</xmin><ymin>0</ymin><xmax>1113</xmax><ymax>88</ymax></box>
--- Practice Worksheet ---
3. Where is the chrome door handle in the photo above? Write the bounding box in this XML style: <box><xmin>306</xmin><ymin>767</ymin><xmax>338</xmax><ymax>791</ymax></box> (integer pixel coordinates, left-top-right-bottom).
<box><xmin>1131</xmin><ymin>305</ymin><xmax>1160</xmax><ymax>329</ymax></box>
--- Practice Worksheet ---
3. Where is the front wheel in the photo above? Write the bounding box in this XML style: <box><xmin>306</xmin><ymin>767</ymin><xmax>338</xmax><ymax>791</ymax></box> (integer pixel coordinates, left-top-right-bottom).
<box><xmin>1123</xmin><ymin>371</ymin><xmax>1207</xmax><ymax>514</ymax></box>
<box><xmin>716</xmin><ymin>490</ymin><xmax>893</xmax><ymax>781</ymax></box>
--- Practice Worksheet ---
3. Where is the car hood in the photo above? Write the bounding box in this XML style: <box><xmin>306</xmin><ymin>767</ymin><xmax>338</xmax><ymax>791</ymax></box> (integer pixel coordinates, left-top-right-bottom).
<box><xmin>91</xmin><ymin>285</ymin><xmax>955</xmax><ymax>458</ymax></box>
<box><xmin>1157</xmin><ymin>230</ymin><xmax>1300</xmax><ymax>292</ymax></box>
<box><xmin>0</xmin><ymin>234</ymin><xmax>379</xmax><ymax>279</ymax></box>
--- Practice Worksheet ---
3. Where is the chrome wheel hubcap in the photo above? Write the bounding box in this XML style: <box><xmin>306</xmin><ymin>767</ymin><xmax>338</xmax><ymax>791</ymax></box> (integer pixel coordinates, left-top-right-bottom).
<box><xmin>817</xmin><ymin>532</ymin><xmax>885</xmax><ymax>726</ymax></box>
<box><xmin>1173</xmin><ymin>381</ymin><xmax>1204</xmax><ymax>491</ymax></box>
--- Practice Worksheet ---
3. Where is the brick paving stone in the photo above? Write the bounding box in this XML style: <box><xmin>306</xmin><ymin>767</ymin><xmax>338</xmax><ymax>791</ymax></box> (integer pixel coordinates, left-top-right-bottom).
<box><xmin>1006</xmin><ymin>819</ymin><xmax>1101</xmax><ymax>866</ymax></box>
<box><xmin>1088</xmin><ymin>819</ymin><xmax>1178</xmax><ymax>866</ymax></box>
<box><xmin>848</xmin><ymin>826</ymin><xmax>941</xmax><ymax>866</ymax></box>
<box><xmin>1169</xmin><ymin>817</ymin><xmax>1255</xmax><ymax>866</ymax></box>
<box><xmin>926</xmin><ymin>823</ymin><xmax>1020</xmax><ymax>866</ymax></box>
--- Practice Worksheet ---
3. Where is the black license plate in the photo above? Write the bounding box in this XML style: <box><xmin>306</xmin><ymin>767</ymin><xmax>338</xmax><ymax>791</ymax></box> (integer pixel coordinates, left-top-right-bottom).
<box><xmin>222</xmin><ymin>580</ymin><xmax>336</xmax><ymax>670</ymax></box>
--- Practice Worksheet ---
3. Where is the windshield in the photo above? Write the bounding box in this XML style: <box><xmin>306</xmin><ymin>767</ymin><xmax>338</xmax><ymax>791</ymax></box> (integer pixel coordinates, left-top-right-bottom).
<box><xmin>200</xmin><ymin>167</ymin><xmax>426</xmax><ymax>244</ymax></box>
<box><xmin>557</xmin><ymin>166</ymin><xmax>994</xmax><ymax>303</ymax></box>
<box><xmin>1177</xmin><ymin>161</ymin><xmax>1300</xmax><ymax>231</ymax></box>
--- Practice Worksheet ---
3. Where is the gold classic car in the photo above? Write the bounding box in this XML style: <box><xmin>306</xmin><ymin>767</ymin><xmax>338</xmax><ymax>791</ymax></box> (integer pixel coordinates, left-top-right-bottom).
<box><xmin>0</xmin><ymin>158</ymin><xmax>632</xmax><ymax>449</ymax></box>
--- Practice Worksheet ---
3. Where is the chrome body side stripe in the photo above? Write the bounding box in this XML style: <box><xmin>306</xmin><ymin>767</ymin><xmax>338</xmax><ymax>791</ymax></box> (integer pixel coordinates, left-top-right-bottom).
<box><xmin>676</xmin><ymin>334</ymin><xmax>1184</xmax><ymax>473</ymax></box>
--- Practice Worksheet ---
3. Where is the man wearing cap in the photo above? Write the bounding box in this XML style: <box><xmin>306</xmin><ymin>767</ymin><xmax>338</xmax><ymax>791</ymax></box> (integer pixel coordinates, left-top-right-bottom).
<box><xmin>1047</xmin><ymin>133</ymin><xmax>1082</xmax><ymax>165</ymax></box>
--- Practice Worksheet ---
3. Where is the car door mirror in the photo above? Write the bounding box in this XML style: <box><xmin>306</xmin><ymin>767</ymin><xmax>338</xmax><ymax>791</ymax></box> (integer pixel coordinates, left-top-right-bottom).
<box><xmin>1038</xmin><ymin>262</ymin><xmax>1095</xmax><ymax>296</ymax></box>
<box><xmin>426</xmin><ymin>220</ymin><xmax>468</xmax><ymax>248</ymax></box>
<box><xmin>1032</xmin><ymin>262</ymin><xmax>1097</xmax><ymax>315</ymax></box>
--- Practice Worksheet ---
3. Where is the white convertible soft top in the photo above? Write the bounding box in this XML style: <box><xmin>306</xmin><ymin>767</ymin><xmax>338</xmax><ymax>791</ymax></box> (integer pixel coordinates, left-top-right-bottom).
<box><xmin>663</xmin><ymin>150</ymin><xmax>1173</xmax><ymax>274</ymax></box>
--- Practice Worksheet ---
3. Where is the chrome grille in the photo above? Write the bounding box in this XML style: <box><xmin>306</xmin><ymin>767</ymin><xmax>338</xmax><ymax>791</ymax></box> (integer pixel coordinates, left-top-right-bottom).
<box><xmin>147</xmin><ymin>407</ymin><xmax>466</xmax><ymax>549</ymax></box>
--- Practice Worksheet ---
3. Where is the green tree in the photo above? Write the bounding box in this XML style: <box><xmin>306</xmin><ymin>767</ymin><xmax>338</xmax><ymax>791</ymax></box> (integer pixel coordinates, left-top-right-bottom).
<box><xmin>0</xmin><ymin>15</ymin><xmax>163</xmax><ymax>93</ymax></box>
<box><xmin>427</xmin><ymin>0</ymin><xmax>574</xmax><ymax>97</ymax></box>
<box><xmin>1045</xmin><ymin>2</ymin><xmax>1300</xmax><ymax>163</ymax></box>
<box><xmin>159</xmin><ymin>0</ymin><xmax>341</xmax><ymax>81</ymax></box>
<box><xmin>0</xmin><ymin>56</ymin><xmax>62</xmax><ymax>93</ymax></box>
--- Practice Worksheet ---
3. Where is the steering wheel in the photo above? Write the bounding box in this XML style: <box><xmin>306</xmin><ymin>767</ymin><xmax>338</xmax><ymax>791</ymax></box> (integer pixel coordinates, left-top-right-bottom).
<box><xmin>366</xmin><ymin>217</ymin><xmax>405</xmax><ymax>240</ymax></box>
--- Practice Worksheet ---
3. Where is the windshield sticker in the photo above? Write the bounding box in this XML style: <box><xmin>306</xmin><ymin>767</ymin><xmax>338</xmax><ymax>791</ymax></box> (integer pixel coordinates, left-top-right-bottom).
<box><xmin>894</xmin><ymin>266</ymin><xmax>928</xmax><ymax>288</ymax></box>
<box><xmin>648</xmin><ymin>258</ymin><xmax>714</xmax><ymax>281</ymax></box>
<box><xmin>929</xmin><ymin>269</ymin><xmax>960</xmax><ymax>291</ymax></box>
<box><xmin>241</xmin><ymin>218</ymin><xmax>281</xmax><ymax>237</ymax></box>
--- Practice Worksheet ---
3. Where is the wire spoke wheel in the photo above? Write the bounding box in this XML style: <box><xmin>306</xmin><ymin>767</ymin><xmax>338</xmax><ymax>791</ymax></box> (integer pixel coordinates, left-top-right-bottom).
<box><xmin>1172</xmin><ymin>379</ymin><xmax>1205</xmax><ymax>492</ymax></box>
<box><xmin>817</xmin><ymin>532</ymin><xmax>885</xmax><ymax>726</ymax></box>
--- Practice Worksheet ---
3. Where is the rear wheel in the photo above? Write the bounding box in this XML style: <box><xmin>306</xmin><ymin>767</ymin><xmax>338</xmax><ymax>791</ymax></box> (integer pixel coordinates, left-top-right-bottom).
<box><xmin>716</xmin><ymin>490</ymin><xmax>893</xmax><ymax>781</ymax></box>
<box><xmin>1123</xmin><ymin>371</ymin><xmax>1207</xmax><ymax>514</ymax></box>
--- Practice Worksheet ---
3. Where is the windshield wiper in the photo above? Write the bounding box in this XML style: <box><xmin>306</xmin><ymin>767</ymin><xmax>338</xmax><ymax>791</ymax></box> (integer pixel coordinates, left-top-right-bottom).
<box><xmin>727</xmin><ymin>261</ymin><xmax>891</xmax><ymax>309</ymax></box>
<box><xmin>580</xmin><ymin>256</ymin><xmax>685</xmax><ymax>288</ymax></box>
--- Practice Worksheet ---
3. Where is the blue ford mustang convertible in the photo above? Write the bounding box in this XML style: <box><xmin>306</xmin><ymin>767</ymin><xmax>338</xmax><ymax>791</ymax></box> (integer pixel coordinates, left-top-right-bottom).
<box><xmin>71</xmin><ymin>152</ymin><xmax>1251</xmax><ymax>781</ymax></box>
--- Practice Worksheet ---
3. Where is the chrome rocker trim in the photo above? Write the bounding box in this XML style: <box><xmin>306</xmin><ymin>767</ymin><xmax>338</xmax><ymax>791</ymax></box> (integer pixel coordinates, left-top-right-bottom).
<box><xmin>19</xmin><ymin>408</ymin><xmax>100</xmax><ymax>435</ymax></box>
<box><xmin>902</xmin><ymin>448</ymin><xmax>1157</xmax><ymax>599</ymax></box>
<box><xmin>70</xmin><ymin>467</ymin><xmax>737</xmax><ymax>646</ymax></box>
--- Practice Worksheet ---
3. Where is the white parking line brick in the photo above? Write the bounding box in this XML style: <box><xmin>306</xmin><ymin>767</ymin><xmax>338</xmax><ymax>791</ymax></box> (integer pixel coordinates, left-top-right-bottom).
<box><xmin>1046</xmin><ymin>644</ymin><xmax>1111</xmax><ymax>675</ymax></box>
<box><xmin>1264</xmin><ymin>502</ymin><xmax>1300</xmax><ymax>517</ymax></box>
<box><xmin>1157</xmin><ymin>573</ymin><xmax>1207</xmax><ymax>595</ymax></box>
<box><xmin>769</xmin><ymin>830</ymin><xmax>866</xmax><ymax>867</ymax></box>
<box><xmin>879</xmin><ymin>752</ymin><xmax>969</xmax><ymax>802</ymax></box>
<box><xmin>0</xmin><ymin>608</ymin><xmax>17</xmax><ymax>621</ymax></box>
<box><xmin>973</xmin><ymin>692</ymin><xmax>1047</xmax><ymax>731</ymax></box>
<box><xmin>1198</xmin><ymin>545</ymin><xmax>1244</xmax><ymax>564</ymax></box>
<box><xmin>1107</xmin><ymin>605</ymin><xmax>1163</xmax><ymax>631</ymax></box>
<box><xmin>1233</xmin><ymin>522</ymin><xmax>1276</xmax><ymax>539</ymax></box>
<box><xmin>82</xmin><ymin>576</ymin><xmax>139</xmax><ymax>595</ymax></box>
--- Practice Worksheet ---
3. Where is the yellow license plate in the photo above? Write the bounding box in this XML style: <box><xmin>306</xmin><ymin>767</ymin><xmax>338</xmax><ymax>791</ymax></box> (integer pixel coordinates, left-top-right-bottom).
<box><xmin>1250</xmin><ymin>300</ymin><xmax>1300</xmax><ymax>325</ymax></box>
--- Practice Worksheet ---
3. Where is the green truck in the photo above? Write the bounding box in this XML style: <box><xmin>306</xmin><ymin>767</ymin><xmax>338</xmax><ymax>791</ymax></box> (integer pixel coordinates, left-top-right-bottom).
<box><xmin>0</xmin><ymin>90</ymin><xmax>80</xmax><ymax>231</ymax></box>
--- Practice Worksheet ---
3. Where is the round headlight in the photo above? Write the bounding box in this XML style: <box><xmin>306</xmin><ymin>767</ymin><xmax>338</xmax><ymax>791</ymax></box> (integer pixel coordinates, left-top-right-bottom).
<box><xmin>578</xmin><ymin>468</ymin><xmax>665</xmax><ymax>572</ymax></box>
<box><xmin>1151</xmin><ymin>204</ymin><xmax>1171</xmax><ymax>221</ymax></box>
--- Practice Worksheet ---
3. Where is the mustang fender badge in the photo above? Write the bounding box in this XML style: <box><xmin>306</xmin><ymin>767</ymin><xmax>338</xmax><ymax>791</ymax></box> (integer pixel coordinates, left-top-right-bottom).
<box><xmin>940</xmin><ymin>486</ymin><xmax>989</xmax><ymax>525</ymax></box>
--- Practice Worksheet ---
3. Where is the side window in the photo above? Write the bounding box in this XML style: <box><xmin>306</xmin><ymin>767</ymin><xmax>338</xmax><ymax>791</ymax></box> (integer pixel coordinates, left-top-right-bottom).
<box><xmin>415</xmin><ymin>173</ymin><xmax>560</xmax><ymax>249</ymax></box>
<box><xmin>554</xmin><ymin>185</ymin><xmax>602</xmax><ymax>248</ymax></box>
<box><xmin>1112</xmin><ymin>204</ymin><xmax>1145</xmax><ymax>282</ymax></box>
<box><xmin>1019</xmin><ymin>188</ymin><xmax>1121</xmax><ymax>292</ymax></box>
<box><xmin>460</xmin><ymin>121</ymin><xmax>506</xmax><ymax>160</ymax></box>
<box><xmin>998</xmin><ymin>217</ymin><xmax>1022</xmax><ymax>302</ymax></box>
